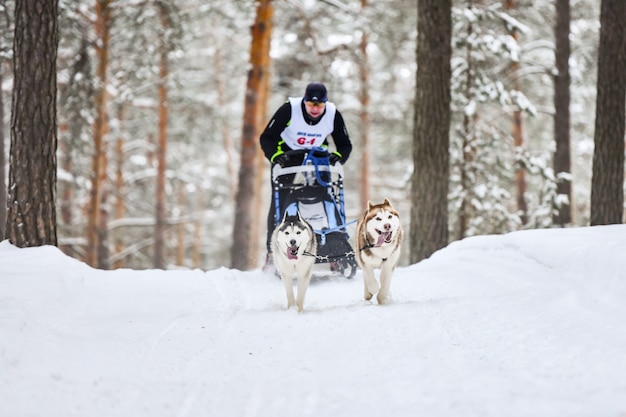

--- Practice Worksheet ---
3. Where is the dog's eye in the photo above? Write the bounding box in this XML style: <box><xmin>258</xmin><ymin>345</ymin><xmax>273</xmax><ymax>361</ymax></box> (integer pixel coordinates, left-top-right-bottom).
<box><xmin>296</xmin><ymin>231</ymin><xmax>301</xmax><ymax>235</ymax></box>
<box><xmin>375</xmin><ymin>216</ymin><xmax>382</xmax><ymax>221</ymax></box>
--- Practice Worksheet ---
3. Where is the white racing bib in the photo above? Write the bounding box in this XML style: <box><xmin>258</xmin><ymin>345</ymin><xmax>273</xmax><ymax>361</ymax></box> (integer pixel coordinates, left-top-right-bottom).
<box><xmin>280</xmin><ymin>97</ymin><xmax>336</xmax><ymax>149</ymax></box>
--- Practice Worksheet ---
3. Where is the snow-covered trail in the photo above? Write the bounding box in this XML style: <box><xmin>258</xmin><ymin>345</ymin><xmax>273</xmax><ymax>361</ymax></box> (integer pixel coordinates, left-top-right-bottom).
<box><xmin>2</xmin><ymin>226</ymin><xmax>626</xmax><ymax>416</ymax></box>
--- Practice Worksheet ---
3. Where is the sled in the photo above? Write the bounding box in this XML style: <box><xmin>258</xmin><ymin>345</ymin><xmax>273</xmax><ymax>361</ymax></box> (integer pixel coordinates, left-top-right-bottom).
<box><xmin>272</xmin><ymin>147</ymin><xmax>358</xmax><ymax>278</ymax></box>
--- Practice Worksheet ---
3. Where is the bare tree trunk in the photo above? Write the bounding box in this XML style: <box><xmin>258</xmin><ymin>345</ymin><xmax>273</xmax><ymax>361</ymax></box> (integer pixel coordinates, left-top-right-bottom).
<box><xmin>86</xmin><ymin>0</ymin><xmax>112</xmax><ymax>266</ymax></box>
<box><xmin>358</xmin><ymin>0</ymin><xmax>371</xmax><ymax>210</ymax></box>
<box><xmin>504</xmin><ymin>0</ymin><xmax>528</xmax><ymax>226</ymax></box>
<box><xmin>410</xmin><ymin>0</ymin><xmax>452</xmax><ymax>263</ymax></box>
<box><xmin>154</xmin><ymin>2</ymin><xmax>170</xmax><ymax>269</ymax></box>
<box><xmin>458</xmin><ymin>3</ymin><xmax>474</xmax><ymax>241</ymax></box>
<box><xmin>512</xmin><ymin>106</ymin><xmax>527</xmax><ymax>224</ymax></box>
<box><xmin>192</xmin><ymin>191</ymin><xmax>203</xmax><ymax>269</ymax></box>
<box><xmin>251</xmin><ymin>69</ymin><xmax>271</xmax><ymax>266</ymax></box>
<box><xmin>553</xmin><ymin>0</ymin><xmax>572</xmax><ymax>226</ymax></box>
<box><xmin>113</xmin><ymin>105</ymin><xmax>125</xmax><ymax>269</ymax></box>
<box><xmin>6</xmin><ymin>0</ymin><xmax>58</xmax><ymax>247</ymax></box>
<box><xmin>214</xmin><ymin>43</ymin><xmax>236</xmax><ymax>202</ymax></box>
<box><xmin>590</xmin><ymin>0</ymin><xmax>626</xmax><ymax>225</ymax></box>
<box><xmin>97</xmin><ymin>148</ymin><xmax>109</xmax><ymax>268</ymax></box>
<box><xmin>59</xmin><ymin>123</ymin><xmax>74</xmax><ymax>227</ymax></box>
<box><xmin>0</xmin><ymin>67</ymin><xmax>6</xmax><ymax>241</ymax></box>
<box><xmin>176</xmin><ymin>185</ymin><xmax>185</xmax><ymax>266</ymax></box>
<box><xmin>146</xmin><ymin>133</ymin><xmax>155</xmax><ymax>166</ymax></box>
<box><xmin>231</xmin><ymin>0</ymin><xmax>273</xmax><ymax>270</ymax></box>
<box><xmin>59</xmin><ymin>39</ymin><xmax>89</xmax><ymax>249</ymax></box>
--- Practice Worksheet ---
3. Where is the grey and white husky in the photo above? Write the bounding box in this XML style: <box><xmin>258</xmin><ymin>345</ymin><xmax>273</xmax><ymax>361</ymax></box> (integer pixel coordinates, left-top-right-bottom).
<box><xmin>355</xmin><ymin>199</ymin><xmax>403</xmax><ymax>304</ymax></box>
<box><xmin>271</xmin><ymin>210</ymin><xmax>318</xmax><ymax>312</ymax></box>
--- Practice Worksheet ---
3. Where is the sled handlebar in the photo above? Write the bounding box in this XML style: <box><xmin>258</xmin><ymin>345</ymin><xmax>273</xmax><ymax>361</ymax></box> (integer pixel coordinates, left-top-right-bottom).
<box><xmin>271</xmin><ymin>163</ymin><xmax>343</xmax><ymax>183</ymax></box>
<box><xmin>271</xmin><ymin>147</ymin><xmax>344</xmax><ymax>184</ymax></box>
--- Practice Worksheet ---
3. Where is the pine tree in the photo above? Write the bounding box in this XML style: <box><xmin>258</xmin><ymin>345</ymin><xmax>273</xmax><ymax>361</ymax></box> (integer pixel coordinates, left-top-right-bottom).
<box><xmin>590</xmin><ymin>0</ymin><xmax>626</xmax><ymax>225</ymax></box>
<box><xmin>231</xmin><ymin>0</ymin><xmax>273</xmax><ymax>270</ymax></box>
<box><xmin>552</xmin><ymin>0</ymin><xmax>572</xmax><ymax>225</ymax></box>
<box><xmin>411</xmin><ymin>0</ymin><xmax>452</xmax><ymax>263</ymax></box>
<box><xmin>6</xmin><ymin>0</ymin><xmax>59</xmax><ymax>247</ymax></box>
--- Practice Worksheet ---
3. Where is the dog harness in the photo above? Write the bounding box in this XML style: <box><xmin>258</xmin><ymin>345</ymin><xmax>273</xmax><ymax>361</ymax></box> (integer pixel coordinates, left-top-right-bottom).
<box><xmin>359</xmin><ymin>234</ymin><xmax>388</xmax><ymax>262</ymax></box>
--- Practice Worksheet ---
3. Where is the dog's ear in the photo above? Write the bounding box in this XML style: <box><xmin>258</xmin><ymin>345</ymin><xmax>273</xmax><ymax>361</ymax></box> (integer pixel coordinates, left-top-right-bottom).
<box><xmin>383</xmin><ymin>198</ymin><xmax>392</xmax><ymax>207</ymax></box>
<box><xmin>283</xmin><ymin>210</ymin><xmax>299</xmax><ymax>223</ymax></box>
<box><xmin>367</xmin><ymin>201</ymin><xmax>374</xmax><ymax>211</ymax></box>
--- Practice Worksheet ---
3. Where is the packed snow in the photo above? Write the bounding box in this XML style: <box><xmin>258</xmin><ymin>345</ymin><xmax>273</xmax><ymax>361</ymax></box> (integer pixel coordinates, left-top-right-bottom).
<box><xmin>2</xmin><ymin>225</ymin><xmax>626</xmax><ymax>417</ymax></box>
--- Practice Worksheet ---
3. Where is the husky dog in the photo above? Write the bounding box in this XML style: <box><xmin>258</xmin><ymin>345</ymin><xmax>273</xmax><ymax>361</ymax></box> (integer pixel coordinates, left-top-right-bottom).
<box><xmin>355</xmin><ymin>199</ymin><xmax>403</xmax><ymax>304</ymax></box>
<box><xmin>271</xmin><ymin>210</ymin><xmax>317</xmax><ymax>312</ymax></box>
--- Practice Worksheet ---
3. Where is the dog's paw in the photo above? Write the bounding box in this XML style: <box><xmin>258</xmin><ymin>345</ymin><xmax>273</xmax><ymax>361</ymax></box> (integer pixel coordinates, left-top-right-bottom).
<box><xmin>376</xmin><ymin>293</ymin><xmax>390</xmax><ymax>305</ymax></box>
<box><xmin>364</xmin><ymin>291</ymin><xmax>374</xmax><ymax>301</ymax></box>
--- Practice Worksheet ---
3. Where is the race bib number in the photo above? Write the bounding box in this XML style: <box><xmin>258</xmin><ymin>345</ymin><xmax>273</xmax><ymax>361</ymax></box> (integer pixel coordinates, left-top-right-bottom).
<box><xmin>297</xmin><ymin>136</ymin><xmax>316</xmax><ymax>146</ymax></box>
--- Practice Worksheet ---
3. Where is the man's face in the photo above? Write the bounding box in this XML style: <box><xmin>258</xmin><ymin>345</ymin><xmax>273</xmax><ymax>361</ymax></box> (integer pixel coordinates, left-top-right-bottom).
<box><xmin>304</xmin><ymin>101</ymin><xmax>326</xmax><ymax>119</ymax></box>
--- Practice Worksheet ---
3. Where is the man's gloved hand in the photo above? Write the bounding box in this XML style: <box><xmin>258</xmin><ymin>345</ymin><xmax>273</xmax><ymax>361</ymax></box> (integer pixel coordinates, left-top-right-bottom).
<box><xmin>329</xmin><ymin>153</ymin><xmax>342</xmax><ymax>165</ymax></box>
<box><xmin>273</xmin><ymin>154</ymin><xmax>289</xmax><ymax>167</ymax></box>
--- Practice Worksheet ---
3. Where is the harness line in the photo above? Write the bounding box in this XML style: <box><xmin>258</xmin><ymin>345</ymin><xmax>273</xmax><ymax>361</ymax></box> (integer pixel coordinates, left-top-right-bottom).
<box><xmin>303</xmin><ymin>250</ymin><xmax>355</xmax><ymax>262</ymax></box>
<box><xmin>358</xmin><ymin>234</ymin><xmax>388</xmax><ymax>262</ymax></box>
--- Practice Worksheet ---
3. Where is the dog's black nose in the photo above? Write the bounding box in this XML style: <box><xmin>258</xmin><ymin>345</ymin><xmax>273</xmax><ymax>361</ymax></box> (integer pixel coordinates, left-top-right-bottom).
<box><xmin>384</xmin><ymin>223</ymin><xmax>391</xmax><ymax>231</ymax></box>
<box><xmin>290</xmin><ymin>239</ymin><xmax>296</xmax><ymax>246</ymax></box>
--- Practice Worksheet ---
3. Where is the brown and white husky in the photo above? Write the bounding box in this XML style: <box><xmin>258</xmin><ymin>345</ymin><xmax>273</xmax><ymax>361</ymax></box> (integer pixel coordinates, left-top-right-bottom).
<box><xmin>355</xmin><ymin>199</ymin><xmax>403</xmax><ymax>304</ymax></box>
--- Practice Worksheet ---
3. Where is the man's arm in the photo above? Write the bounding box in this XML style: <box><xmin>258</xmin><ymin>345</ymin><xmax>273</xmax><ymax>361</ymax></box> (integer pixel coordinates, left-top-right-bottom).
<box><xmin>260</xmin><ymin>102</ymin><xmax>291</xmax><ymax>161</ymax></box>
<box><xmin>331</xmin><ymin>110</ymin><xmax>352</xmax><ymax>163</ymax></box>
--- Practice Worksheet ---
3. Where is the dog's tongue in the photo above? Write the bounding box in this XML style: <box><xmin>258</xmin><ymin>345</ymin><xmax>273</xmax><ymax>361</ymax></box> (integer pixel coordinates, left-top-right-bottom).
<box><xmin>287</xmin><ymin>247</ymin><xmax>298</xmax><ymax>260</ymax></box>
<box><xmin>377</xmin><ymin>232</ymin><xmax>391</xmax><ymax>247</ymax></box>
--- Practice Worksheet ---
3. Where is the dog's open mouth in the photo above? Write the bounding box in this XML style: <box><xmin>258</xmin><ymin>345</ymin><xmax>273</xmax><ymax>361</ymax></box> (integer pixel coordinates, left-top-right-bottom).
<box><xmin>287</xmin><ymin>245</ymin><xmax>299</xmax><ymax>260</ymax></box>
<box><xmin>375</xmin><ymin>229</ymin><xmax>393</xmax><ymax>246</ymax></box>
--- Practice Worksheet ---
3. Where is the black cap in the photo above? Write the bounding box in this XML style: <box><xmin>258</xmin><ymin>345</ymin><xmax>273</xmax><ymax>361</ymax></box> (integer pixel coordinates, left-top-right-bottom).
<box><xmin>304</xmin><ymin>82</ymin><xmax>328</xmax><ymax>102</ymax></box>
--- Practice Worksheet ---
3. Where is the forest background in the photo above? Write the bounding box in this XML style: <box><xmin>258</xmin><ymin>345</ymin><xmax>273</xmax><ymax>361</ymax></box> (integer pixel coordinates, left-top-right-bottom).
<box><xmin>0</xmin><ymin>0</ymin><xmax>620</xmax><ymax>271</ymax></box>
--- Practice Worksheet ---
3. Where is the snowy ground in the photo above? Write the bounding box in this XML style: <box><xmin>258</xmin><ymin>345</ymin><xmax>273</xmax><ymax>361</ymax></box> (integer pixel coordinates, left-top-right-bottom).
<box><xmin>2</xmin><ymin>225</ymin><xmax>626</xmax><ymax>417</ymax></box>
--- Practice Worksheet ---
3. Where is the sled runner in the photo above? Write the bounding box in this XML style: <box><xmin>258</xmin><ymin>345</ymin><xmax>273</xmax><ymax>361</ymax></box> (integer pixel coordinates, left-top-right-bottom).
<box><xmin>272</xmin><ymin>147</ymin><xmax>358</xmax><ymax>278</ymax></box>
